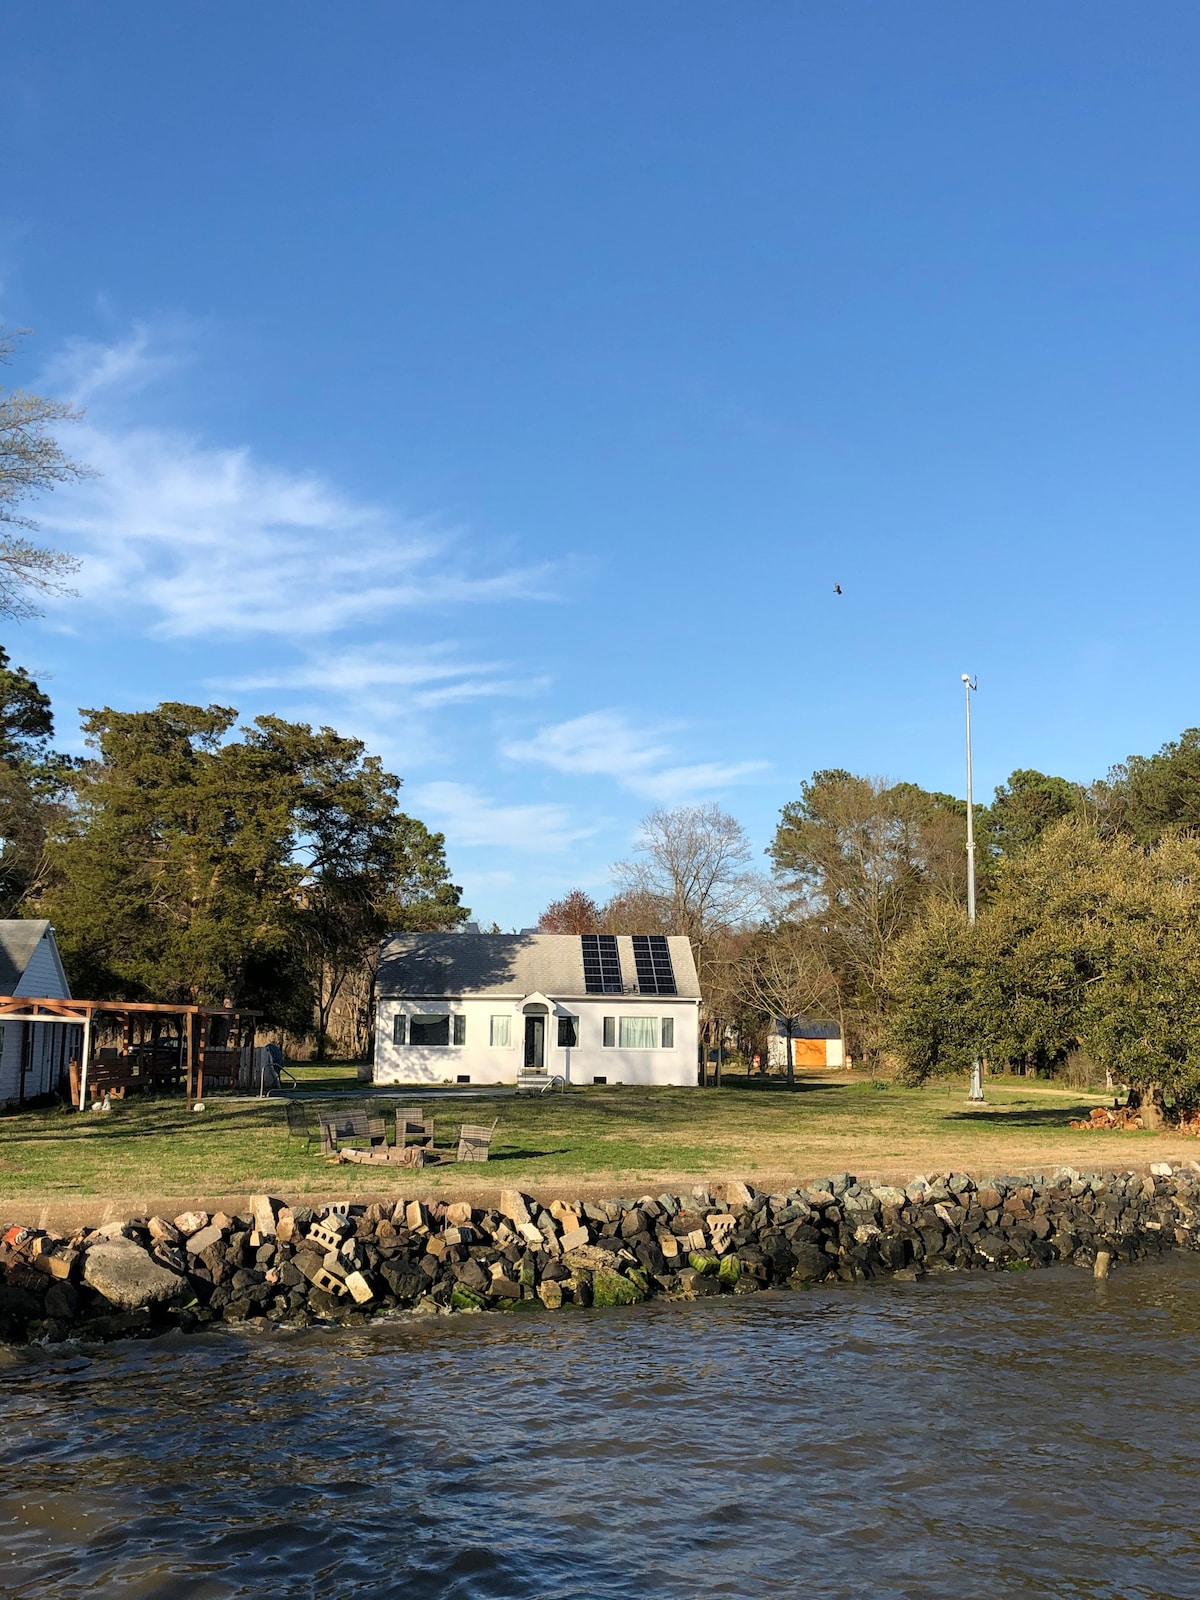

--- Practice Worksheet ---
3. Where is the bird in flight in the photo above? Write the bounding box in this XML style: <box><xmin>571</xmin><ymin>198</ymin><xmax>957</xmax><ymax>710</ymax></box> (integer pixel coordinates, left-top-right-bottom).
<box><xmin>833</xmin><ymin>583</ymin><xmax>843</xmax><ymax>595</ymax></box>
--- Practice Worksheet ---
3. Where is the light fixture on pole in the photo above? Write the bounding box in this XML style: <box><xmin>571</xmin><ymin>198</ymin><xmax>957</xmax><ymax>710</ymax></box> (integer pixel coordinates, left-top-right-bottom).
<box><xmin>962</xmin><ymin>673</ymin><xmax>984</xmax><ymax>1102</ymax></box>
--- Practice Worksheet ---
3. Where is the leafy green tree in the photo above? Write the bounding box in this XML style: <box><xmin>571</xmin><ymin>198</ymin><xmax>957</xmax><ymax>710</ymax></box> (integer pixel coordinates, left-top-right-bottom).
<box><xmin>985</xmin><ymin>768</ymin><xmax>1084</xmax><ymax>859</ymax></box>
<box><xmin>255</xmin><ymin>715</ymin><xmax>465</xmax><ymax>1055</ymax></box>
<box><xmin>1100</xmin><ymin>728</ymin><xmax>1200</xmax><ymax>843</ymax></box>
<box><xmin>0</xmin><ymin>646</ymin><xmax>77</xmax><ymax>916</ymax></box>
<box><xmin>39</xmin><ymin>703</ymin><xmax>465</xmax><ymax>1031</ymax></box>
<box><xmin>888</xmin><ymin>819</ymin><xmax>1200</xmax><ymax>1118</ymax></box>
<box><xmin>769</xmin><ymin>771</ymin><xmax>968</xmax><ymax>1062</ymax></box>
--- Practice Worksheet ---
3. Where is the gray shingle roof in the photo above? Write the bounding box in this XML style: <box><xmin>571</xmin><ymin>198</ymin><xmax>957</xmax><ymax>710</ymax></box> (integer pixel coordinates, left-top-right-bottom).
<box><xmin>0</xmin><ymin>920</ymin><xmax>52</xmax><ymax>995</ymax></box>
<box><xmin>377</xmin><ymin>932</ymin><xmax>701</xmax><ymax>1000</ymax></box>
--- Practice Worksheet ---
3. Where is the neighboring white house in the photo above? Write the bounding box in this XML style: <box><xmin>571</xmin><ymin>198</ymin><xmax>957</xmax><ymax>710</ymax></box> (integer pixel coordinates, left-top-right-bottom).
<box><xmin>373</xmin><ymin>931</ymin><xmax>701</xmax><ymax>1087</ymax></box>
<box><xmin>0</xmin><ymin>921</ymin><xmax>79</xmax><ymax>1103</ymax></box>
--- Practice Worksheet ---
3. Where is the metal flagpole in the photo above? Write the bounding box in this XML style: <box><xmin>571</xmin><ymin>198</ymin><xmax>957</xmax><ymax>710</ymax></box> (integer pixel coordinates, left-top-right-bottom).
<box><xmin>962</xmin><ymin>673</ymin><xmax>984</xmax><ymax>1102</ymax></box>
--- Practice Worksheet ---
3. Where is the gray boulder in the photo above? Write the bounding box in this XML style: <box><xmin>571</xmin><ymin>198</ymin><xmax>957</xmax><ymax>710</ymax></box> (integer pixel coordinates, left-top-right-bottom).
<box><xmin>83</xmin><ymin>1237</ymin><xmax>186</xmax><ymax>1310</ymax></box>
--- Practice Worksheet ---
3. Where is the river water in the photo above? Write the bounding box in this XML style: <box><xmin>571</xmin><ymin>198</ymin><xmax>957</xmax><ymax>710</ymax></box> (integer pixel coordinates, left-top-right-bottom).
<box><xmin>2</xmin><ymin>1256</ymin><xmax>1199</xmax><ymax>1600</ymax></box>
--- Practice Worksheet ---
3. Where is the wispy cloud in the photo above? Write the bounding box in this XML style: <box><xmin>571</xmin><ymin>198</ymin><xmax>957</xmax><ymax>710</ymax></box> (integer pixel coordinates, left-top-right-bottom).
<box><xmin>503</xmin><ymin>709</ymin><xmax>767</xmax><ymax>801</ymax></box>
<box><xmin>407</xmin><ymin>780</ymin><xmax>597</xmax><ymax>854</ymax></box>
<box><xmin>222</xmin><ymin>644</ymin><xmax>548</xmax><ymax>710</ymax></box>
<box><xmin>39</xmin><ymin>320</ymin><xmax>192</xmax><ymax>408</ymax></box>
<box><xmin>38</xmin><ymin>328</ymin><xmax>557</xmax><ymax>642</ymax></box>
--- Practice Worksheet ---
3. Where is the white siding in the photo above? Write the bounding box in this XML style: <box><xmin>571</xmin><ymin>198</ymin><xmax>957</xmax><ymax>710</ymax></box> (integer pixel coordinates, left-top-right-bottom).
<box><xmin>0</xmin><ymin>1023</ymin><xmax>20</xmax><ymax>1101</ymax></box>
<box><xmin>15</xmin><ymin>933</ymin><xmax>71</xmax><ymax>999</ymax></box>
<box><xmin>374</xmin><ymin>994</ymin><xmax>700</xmax><ymax>1088</ymax></box>
<box><xmin>0</xmin><ymin>930</ymin><xmax>75</xmax><ymax>1101</ymax></box>
<box><xmin>0</xmin><ymin>1021</ymin><xmax>77</xmax><ymax>1103</ymax></box>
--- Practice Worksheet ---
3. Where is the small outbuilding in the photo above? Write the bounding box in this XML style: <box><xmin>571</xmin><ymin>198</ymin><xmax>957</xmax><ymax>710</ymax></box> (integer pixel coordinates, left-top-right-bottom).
<box><xmin>0</xmin><ymin>920</ymin><xmax>79</xmax><ymax>1104</ymax></box>
<box><xmin>374</xmin><ymin>931</ymin><xmax>701</xmax><ymax>1087</ymax></box>
<box><xmin>767</xmin><ymin>1017</ymin><xmax>849</xmax><ymax>1071</ymax></box>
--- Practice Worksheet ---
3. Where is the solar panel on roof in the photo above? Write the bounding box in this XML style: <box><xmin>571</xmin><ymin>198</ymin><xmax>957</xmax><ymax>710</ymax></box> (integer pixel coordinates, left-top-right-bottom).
<box><xmin>631</xmin><ymin>934</ymin><xmax>676</xmax><ymax>995</ymax></box>
<box><xmin>581</xmin><ymin>933</ymin><xmax>624</xmax><ymax>993</ymax></box>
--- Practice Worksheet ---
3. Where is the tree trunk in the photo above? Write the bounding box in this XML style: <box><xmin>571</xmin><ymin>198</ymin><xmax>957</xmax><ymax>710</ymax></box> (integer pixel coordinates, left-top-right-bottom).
<box><xmin>1130</xmin><ymin>1083</ymin><xmax>1166</xmax><ymax>1129</ymax></box>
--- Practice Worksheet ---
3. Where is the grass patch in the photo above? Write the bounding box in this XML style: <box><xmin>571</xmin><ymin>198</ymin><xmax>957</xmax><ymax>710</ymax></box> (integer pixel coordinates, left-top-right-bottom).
<box><xmin>0</xmin><ymin>1071</ymin><xmax>1191</xmax><ymax>1206</ymax></box>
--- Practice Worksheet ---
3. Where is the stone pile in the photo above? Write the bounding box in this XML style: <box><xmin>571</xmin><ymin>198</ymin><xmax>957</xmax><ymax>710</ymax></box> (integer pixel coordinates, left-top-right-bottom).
<box><xmin>3</xmin><ymin>1163</ymin><xmax>1200</xmax><ymax>1345</ymax></box>
<box><xmin>1070</xmin><ymin>1106</ymin><xmax>1145</xmax><ymax>1131</ymax></box>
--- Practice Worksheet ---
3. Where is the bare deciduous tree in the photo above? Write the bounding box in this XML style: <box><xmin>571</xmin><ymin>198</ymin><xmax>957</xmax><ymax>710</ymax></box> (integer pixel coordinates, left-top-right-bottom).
<box><xmin>0</xmin><ymin>328</ymin><xmax>87</xmax><ymax>619</ymax></box>
<box><xmin>734</xmin><ymin>922</ymin><xmax>843</xmax><ymax>1087</ymax></box>
<box><xmin>612</xmin><ymin>802</ymin><xmax>762</xmax><ymax>956</ymax></box>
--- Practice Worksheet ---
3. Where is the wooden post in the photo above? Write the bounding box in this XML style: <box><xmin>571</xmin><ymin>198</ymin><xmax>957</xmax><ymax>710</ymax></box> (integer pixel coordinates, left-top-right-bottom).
<box><xmin>184</xmin><ymin>1011</ymin><xmax>193</xmax><ymax>1100</ymax></box>
<box><xmin>196</xmin><ymin>1015</ymin><xmax>206</xmax><ymax>1101</ymax></box>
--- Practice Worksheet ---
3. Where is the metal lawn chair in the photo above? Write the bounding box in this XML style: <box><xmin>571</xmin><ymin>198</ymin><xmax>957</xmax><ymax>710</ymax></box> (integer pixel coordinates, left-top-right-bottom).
<box><xmin>286</xmin><ymin>1100</ymin><xmax>317</xmax><ymax>1151</ymax></box>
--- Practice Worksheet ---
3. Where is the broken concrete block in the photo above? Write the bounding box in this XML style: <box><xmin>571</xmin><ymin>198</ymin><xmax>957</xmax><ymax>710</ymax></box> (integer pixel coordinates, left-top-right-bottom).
<box><xmin>306</xmin><ymin>1217</ymin><xmax>347</xmax><ymax>1253</ymax></box>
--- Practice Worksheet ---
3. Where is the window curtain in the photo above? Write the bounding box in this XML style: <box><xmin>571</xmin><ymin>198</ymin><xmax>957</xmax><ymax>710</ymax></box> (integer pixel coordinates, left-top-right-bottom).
<box><xmin>618</xmin><ymin>1015</ymin><xmax>659</xmax><ymax>1049</ymax></box>
<box><xmin>409</xmin><ymin>1014</ymin><xmax>450</xmax><ymax>1047</ymax></box>
<box><xmin>490</xmin><ymin>1015</ymin><xmax>511</xmax><ymax>1047</ymax></box>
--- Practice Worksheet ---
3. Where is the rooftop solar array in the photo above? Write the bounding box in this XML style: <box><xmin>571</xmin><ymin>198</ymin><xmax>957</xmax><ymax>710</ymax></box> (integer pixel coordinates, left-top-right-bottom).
<box><xmin>581</xmin><ymin>933</ymin><xmax>624</xmax><ymax>993</ymax></box>
<box><xmin>631</xmin><ymin>934</ymin><xmax>677</xmax><ymax>995</ymax></box>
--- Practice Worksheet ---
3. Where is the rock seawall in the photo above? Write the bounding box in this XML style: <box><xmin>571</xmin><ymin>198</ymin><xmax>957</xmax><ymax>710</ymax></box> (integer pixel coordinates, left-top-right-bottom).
<box><xmin>3</xmin><ymin>1162</ymin><xmax>1199</xmax><ymax>1344</ymax></box>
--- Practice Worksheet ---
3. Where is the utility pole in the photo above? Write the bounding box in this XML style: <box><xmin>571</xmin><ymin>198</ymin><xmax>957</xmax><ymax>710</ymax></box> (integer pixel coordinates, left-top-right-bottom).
<box><xmin>962</xmin><ymin>673</ymin><xmax>984</xmax><ymax>1102</ymax></box>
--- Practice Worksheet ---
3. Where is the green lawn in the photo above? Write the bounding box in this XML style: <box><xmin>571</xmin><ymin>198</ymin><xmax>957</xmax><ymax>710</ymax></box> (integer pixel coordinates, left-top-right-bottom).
<box><xmin>0</xmin><ymin>1070</ymin><xmax>1191</xmax><ymax>1212</ymax></box>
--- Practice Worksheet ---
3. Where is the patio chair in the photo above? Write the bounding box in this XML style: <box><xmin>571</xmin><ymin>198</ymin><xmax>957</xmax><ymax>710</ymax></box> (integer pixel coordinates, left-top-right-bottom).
<box><xmin>285</xmin><ymin>1100</ymin><xmax>316</xmax><ymax>1151</ymax></box>
<box><xmin>395</xmin><ymin>1107</ymin><xmax>434</xmax><ymax>1149</ymax></box>
<box><xmin>319</xmin><ymin>1106</ymin><xmax>387</xmax><ymax>1157</ymax></box>
<box><xmin>456</xmin><ymin>1119</ymin><xmax>499</xmax><ymax>1163</ymax></box>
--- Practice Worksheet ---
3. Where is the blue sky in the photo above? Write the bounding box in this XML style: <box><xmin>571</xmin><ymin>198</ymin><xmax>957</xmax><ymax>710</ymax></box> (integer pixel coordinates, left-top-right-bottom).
<box><xmin>3</xmin><ymin>4</ymin><xmax>1200</xmax><ymax>926</ymax></box>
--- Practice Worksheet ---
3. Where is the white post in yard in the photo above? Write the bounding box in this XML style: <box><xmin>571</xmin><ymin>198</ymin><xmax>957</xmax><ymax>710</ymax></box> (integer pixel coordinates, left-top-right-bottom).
<box><xmin>78</xmin><ymin>1011</ymin><xmax>93</xmax><ymax>1111</ymax></box>
<box><xmin>962</xmin><ymin>673</ymin><xmax>985</xmax><ymax>1104</ymax></box>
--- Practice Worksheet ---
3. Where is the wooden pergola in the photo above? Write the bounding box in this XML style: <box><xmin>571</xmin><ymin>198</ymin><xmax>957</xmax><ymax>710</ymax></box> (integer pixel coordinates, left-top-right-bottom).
<box><xmin>0</xmin><ymin>996</ymin><xmax>260</xmax><ymax>1107</ymax></box>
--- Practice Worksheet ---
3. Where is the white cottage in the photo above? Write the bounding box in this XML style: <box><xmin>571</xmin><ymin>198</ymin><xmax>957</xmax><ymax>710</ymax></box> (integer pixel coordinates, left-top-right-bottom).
<box><xmin>0</xmin><ymin>920</ymin><xmax>79</xmax><ymax>1104</ymax></box>
<box><xmin>374</xmin><ymin>931</ymin><xmax>701</xmax><ymax>1088</ymax></box>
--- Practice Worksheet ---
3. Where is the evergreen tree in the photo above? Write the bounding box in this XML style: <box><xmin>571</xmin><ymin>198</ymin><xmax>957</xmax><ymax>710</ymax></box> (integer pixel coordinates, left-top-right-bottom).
<box><xmin>39</xmin><ymin>703</ymin><xmax>466</xmax><ymax>1029</ymax></box>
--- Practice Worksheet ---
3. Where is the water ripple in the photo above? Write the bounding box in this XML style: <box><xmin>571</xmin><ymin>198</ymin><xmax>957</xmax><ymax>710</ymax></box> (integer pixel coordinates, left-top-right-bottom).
<box><xmin>2</xmin><ymin>1260</ymin><xmax>1200</xmax><ymax>1597</ymax></box>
